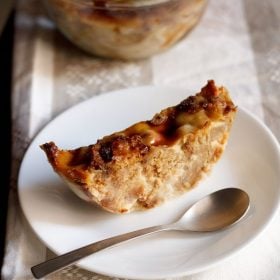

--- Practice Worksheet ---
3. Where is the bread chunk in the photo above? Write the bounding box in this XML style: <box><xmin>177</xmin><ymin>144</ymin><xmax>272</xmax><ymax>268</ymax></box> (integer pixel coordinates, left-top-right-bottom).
<box><xmin>41</xmin><ymin>81</ymin><xmax>237</xmax><ymax>214</ymax></box>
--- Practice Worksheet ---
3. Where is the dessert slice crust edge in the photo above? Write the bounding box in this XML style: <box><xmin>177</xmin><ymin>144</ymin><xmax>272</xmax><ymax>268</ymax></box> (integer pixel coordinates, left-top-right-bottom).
<box><xmin>41</xmin><ymin>80</ymin><xmax>237</xmax><ymax>214</ymax></box>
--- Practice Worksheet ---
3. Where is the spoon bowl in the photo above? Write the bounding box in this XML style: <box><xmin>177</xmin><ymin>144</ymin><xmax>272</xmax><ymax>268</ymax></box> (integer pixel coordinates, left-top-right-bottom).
<box><xmin>31</xmin><ymin>187</ymin><xmax>250</xmax><ymax>279</ymax></box>
<box><xmin>177</xmin><ymin>188</ymin><xmax>250</xmax><ymax>231</ymax></box>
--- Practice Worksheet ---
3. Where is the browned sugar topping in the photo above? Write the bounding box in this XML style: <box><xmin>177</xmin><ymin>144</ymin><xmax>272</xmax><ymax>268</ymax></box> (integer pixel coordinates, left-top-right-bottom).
<box><xmin>41</xmin><ymin>81</ymin><xmax>236</xmax><ymax>171</ymax></box>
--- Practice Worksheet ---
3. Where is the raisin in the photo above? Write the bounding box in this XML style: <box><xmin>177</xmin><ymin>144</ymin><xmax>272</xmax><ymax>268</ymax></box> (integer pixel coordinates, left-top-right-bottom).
<box><xmin>99</xmin><ymin>143</ymin><xmax>113</xmax><ymax>162</ymax></box>
<box><xmin>177</xmin><ymin>96</ymin><xmax>198</xmax><ymax>113</ymax></box>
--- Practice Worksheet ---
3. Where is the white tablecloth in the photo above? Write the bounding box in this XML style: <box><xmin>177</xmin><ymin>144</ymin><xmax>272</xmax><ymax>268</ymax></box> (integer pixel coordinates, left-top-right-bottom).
<box><xmin>2</xmin><ymin>0</ymin><xmax>280</xmax><ymax>279</ymax></box>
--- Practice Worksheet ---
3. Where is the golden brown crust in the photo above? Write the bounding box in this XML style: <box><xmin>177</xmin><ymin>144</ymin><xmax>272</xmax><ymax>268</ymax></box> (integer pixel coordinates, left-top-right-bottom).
<box><xmin>48</xmin><ymin>0</ymin><xmax>200</xmax><ymax>27</ymax></box>
<box><xmin>41</xmin><ymin>80</ymin><xmax>237</xmax><ymax>214</ymax></box>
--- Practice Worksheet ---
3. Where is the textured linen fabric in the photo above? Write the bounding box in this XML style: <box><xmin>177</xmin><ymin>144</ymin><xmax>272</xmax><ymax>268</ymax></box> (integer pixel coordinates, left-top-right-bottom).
<box><xmin>2</xmin><ymin>0</ymin><xmax>280</xmax><ymax>279</ymax></box>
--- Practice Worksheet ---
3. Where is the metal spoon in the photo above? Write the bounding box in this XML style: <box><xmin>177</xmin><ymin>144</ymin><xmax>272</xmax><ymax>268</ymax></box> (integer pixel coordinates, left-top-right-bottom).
<box><xmin>31</xmin><ymin>187</ymin><xmax>249</xmax><ymax>279</ymax></box>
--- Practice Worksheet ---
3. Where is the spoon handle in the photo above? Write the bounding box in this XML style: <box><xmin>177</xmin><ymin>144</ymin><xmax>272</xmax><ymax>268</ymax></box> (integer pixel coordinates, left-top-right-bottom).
<box><xmin>31</xmin><ymin>224</ymin><xmax>169</xmax><ymax>279</ymax></box>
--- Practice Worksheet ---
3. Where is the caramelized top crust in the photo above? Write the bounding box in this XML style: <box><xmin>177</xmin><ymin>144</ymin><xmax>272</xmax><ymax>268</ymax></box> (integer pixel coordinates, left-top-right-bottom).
<box><xmin>49</xmin><ymin>0</ymin><xmax>198</xmax><ymax>26</ymax></box>
<box><xmin>41</xmin><ymin>80</ymin><xmax>236</xmax><ymax>173</ymax></box>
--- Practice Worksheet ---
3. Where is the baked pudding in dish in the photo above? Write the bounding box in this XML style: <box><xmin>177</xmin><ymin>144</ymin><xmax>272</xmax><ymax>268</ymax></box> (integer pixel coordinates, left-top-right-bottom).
<box><xmin>43</xmin><ymin>0</ymin><xmax>207</xmax><ymax>60</ymax></box>
<box><xmin>41</xmin><ymin>81</ymin><xmax>237</xmax><ymax>214</ymax></box>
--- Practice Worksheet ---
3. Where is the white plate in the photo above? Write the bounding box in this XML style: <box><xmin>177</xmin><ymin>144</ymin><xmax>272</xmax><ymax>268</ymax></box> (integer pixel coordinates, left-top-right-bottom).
<box><xmin>18</xmin><ymin>86</ymin><xmax>280</xmax><ymax>279</ymax></box>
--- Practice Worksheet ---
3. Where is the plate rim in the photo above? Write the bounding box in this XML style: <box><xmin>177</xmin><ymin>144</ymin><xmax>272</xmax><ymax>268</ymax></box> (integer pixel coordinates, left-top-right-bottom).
<box><xmin>18</xmin><ymin>85</ymin><xmax>280</xmax><ymax>279</ymax></box>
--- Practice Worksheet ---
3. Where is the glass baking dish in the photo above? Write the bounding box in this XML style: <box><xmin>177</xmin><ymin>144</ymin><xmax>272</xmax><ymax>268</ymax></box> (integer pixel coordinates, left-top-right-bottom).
<box><xmin>44</xmin><ymin>0</ymin><xmax>207</xmax><ymax>60</ymax></box>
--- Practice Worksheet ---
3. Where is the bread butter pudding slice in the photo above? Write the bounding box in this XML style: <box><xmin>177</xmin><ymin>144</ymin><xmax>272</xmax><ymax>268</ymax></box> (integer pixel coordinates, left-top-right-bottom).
<box><xmin>41</xmin><ymin>81</ymin><xmax>237</xmax><ymax>214</ymax></box>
